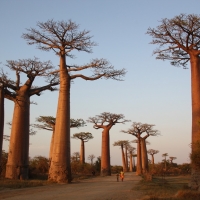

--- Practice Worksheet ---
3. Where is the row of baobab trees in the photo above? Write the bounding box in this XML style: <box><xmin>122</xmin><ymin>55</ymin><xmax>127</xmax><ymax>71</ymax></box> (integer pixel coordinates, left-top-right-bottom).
<box><xmin>1</xmin><ymin>13</ymin><xmax>200</xmax><ymax>189</ymax></box>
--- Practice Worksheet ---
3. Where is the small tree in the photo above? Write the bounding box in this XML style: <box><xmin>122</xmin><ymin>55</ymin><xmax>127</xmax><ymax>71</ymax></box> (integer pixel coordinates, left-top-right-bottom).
<box><xmin>88</xmin><ymin>112</ymin><xmax>130</xmax><ymax>176</ymax></box>
<box><xmin>72</xmin><ymin>132</ymin><xmax>93</xmax><ymax>164</ymax></box>
<box><xmin>147</xmin><ymin>149</ymin><xmax>159</xmax><ymax>165</ymax></box>
<box><xmin>162</xmin><ymin>153</ymin><xmax>168</xmax><ymax>170</ymax></box>
<box><xmin>23</xmin><ymin>19</ymin><xmax>126</xmax><ymax>183</ymax></box>
<box><xmin>88</xmin><ymin>154</ymin><xmax>95</xmax><ymax>165</ymax></box>
<box><xmin>169</xmin><ymin>156</ymin><xmax>177</xmax><ymax>164</ymax></box>
<box><xmin>113</xmin><ymin>140</ymin><xmax>129</xmax><ymax>172</ymax></box>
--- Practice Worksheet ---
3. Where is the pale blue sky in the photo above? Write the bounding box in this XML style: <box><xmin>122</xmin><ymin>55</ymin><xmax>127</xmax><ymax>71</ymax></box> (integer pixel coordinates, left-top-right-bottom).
<box><xmin>1</xmin><ymin>0</ymin><xmax>199</xmax><ymax>165</ymax></box>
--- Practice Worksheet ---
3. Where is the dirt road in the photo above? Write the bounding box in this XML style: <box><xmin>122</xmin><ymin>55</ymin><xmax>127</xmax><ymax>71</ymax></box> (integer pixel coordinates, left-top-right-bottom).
<box><xmin>0</xmin><ymin>172</ymin><xmax>145</xmax><ymax>200</ymax></box>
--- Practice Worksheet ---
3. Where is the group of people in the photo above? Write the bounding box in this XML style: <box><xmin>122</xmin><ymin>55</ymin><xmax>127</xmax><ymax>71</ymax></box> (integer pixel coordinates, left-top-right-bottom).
<box><xmin>116</xmin><ymin>170</ymin><xmax>124</xmax><ymax>182</ymax></box>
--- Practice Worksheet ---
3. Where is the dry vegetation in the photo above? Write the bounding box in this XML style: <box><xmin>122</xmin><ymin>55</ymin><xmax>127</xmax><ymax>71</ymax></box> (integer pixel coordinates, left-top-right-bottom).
<box><xmin>133</xmin><ymin>175</ymin><xmax>200</xmax><ymax>200</ymax></box>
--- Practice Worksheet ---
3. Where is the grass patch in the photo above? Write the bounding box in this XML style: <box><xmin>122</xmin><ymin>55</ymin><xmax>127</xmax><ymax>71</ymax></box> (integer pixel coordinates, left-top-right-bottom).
<box><xmin>0</xmin><ymin>179</ymin><xmax>53</xmax><ymax>190</ymax></box>
<box><xmin>132</xmin><ymin>175</ymin><xmax>199</xmax><ymax>199</ymax></box>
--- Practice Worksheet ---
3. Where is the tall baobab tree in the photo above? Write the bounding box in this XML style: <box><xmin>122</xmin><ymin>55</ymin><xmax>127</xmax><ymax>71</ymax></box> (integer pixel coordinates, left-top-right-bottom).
<box><xmin>33</xmin><ymin>116</ymin><xmax>85</xmax><ymax>162</ymax></box>
<box><xmin>128</xmin><ymin>146</ymin><xmax>136</xmax><ymax>172</ymax></box>
<box><xmin>1</xmin><ymin>58</ymin><xmax>58</xmax><ymax>180</ymax></box>
<box><xmin>88</xmin><ymin>112</ymin><xmax>130</xmax><ymax>176</ymax></box>
<box><xmin>147</xmin><ymin>13</ymin><xmax>200</xmax><ymax>189</ymax></box>
<box><xmin>113</xmin><ymin>140</ymin><xmax>129</xmax><ymax>172</ymax></box>
<box><xmin>147</xmin><ymin>149</ymin><xmax>159</xmax><ymax>165</ymax></box>
<box><xmin>23</xmin><ymin>20</ymin><xmax>126</xmax><ymax>183</ymax></box>
<box><xmin>88</xmin><ymin>154</ymin><xmax>95</xmax><ymax>165</ymax></box>
<box><xmin>122</xmin><ymin>122</ymin><xmax>159</xmax><ymax>175</ymax></box>
<box><xmin>71</xmin><ymin>132</ymin><xmax>93</xmax><ymax>164</ymax></box>
<box><xmin>162</xmin><ymin>153</ymin><xmax>168</xmax><ymax>170</ymax></box>
<box><xmin>169</xmin><ymin>156</ymin><xmax>177</xmax><ymax>164</ymax></box>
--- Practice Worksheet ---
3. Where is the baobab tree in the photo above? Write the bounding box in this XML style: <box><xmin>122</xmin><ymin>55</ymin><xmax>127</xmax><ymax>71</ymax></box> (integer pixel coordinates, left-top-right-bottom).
<box><xmin>122</xmin><ymin>122</ymin><xmax>159</xmax><ymax>175</ymax></box>
<box><xmin>147</xmin><ymin>149</ymin><xmax>159</xmax><ymax>165</ymax></box>
<box><xmin>33</xmin><ymin>116</ymin><xmax>85</xmax><ymax>162</ymax></box>
<box><xmin>1</xmin><ymin>58</ymin><xmax>58</xmax><ymax>180</ymax></box>
<box><xmin>88</xmin><ymin>112</ymin><xmax>130</xmax><ymax>176</ymax></box>
<box><xmin>88</xmin><ymin>154</ymin><xmax>95</xmax><ymax>165</ymax></box>
<box><xmin>147</xmin><ymin>13</ymin><xmax>200</xmax><ymax>189</ymax></box>
<box><xmin>169</xmin><ymin>156</ymin><xmax>177</xmax><ymax>164</ymax></box>
<box><xmin>162</xmin><ymin>153</ymin><xmax>168</xmax><ymax>170</ymax></box>
<box><xmin>23</xmin><ymin>20</ymin><xmax>126</xmax><ymax>183</ymax></box>
<box><xmin>128</xmin><ymin>146</ymin><xmax>136</xmax><ymax>172</ymax></box>
<box><xmin>113</xmin><ymin>140</ymin><xmax>129</xmax><ymax>172</ymax></box>
<box><xmin>71</xmin><ymin>132</ymin><xmax>93</xmax><ymax>164</ymax></box>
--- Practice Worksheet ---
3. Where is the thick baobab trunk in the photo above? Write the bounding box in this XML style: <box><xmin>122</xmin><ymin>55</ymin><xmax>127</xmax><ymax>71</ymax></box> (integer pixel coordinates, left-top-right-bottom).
<box><xmin>120</xmin><ymin>144</ymin><xmax>126</xmax><ymax>172</ymax></box>
<box><xmin>6</xmin><ymin>94</ymin><xmax>30</xmax><ymax>180</ymax></box>
<box><xmin>190</xmin><ymin>55</ymin><xmax>200</xmax><ymax>190</ymax></box>
<box><xmin>48</xmin><ymin>54</ymin><xmax>71</xmax><ymax>183</ymax></box>
<box><xmin>125</xmin><ymin>146</ymin><xmax>128</xmax><ymax>172</ymax></box>
<box><xmin>133</xmin><ymin>155</ymin><xmax>136</xmax><ymax>171</ymax></box>
<box><xmin>129</xmin><ymin>153</ymin><xmax>133</xmax><ymax>172</ymax></box>
<box><xmin>80</xmin><ymin>140</ymin><xmax>85</xmax><ymax>164</ymax></box>
<box><xmin>101</xmin><ymin>128</ymin><xmax>111</xmax><ymax>176</ymax></box>
<box><xmin>136</xmin><ymin>139</ymin><xmax>142</xmax><ymax>175</ymax></box>
<box><xmin>141</xmin><ymin>139</ymin><xmax>149</xmax><ymax>173</ymax></box>
<box><xmin>0</xmin><ymin>85</ymin><xmax>4</xmax><ymax>163</ymax></box>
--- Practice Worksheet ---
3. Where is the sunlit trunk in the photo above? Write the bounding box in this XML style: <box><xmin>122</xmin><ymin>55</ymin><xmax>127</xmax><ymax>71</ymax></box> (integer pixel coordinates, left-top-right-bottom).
<box><xmin>141</xmin><ymin>139</ymin><xmax>149</xmax><ymax>173</ymax></box>
<box><xmin>6</xmin><ymin>93</ymin><xmax>30</xmax><ymax>180</ymax></box>
<box><xmin>49</xmin><ymin>127</ymin><xmax>55</xmax><ymax>165</ymax></box>
<box><xmin>136</xmin><ymin>139</ymin><xmax>142</xmax><ymax>175</ymax></box>
<box><xmin>190</xmin><ymin>55</ymin><xmax>200</xmax><ymax>190</ymax></box>
<box><xmin>101</xmin><ymin>128</ymin><xmax>111</xmax><ymax>176</ymax></box>
<box><xmin>129</xmin><ymin>152</ymin><xmax>133</xmax><ymax>172</ymax></box>
<box><xmin>121</xmin><ymin>144</ymin><xmax>126</xmax><ymax>171</ymax></box>
<box><xmin>125</xmin><ymin>146</ymin><xmax>128</xmax><ymax>172</ymax></box>
<box><xmin>48</xmin><ymin>54</ymin><xmax>71</xmax><ymax>183</ymax></box>
<box><xmin>0</xmin><ymin>85</ymin><xmax>4</xmax><ymax>163</ymax></box>
<box><xmin>80</xmin><ymin>140</ymin><xmax>85</xmax><ymax>164</ymax></box>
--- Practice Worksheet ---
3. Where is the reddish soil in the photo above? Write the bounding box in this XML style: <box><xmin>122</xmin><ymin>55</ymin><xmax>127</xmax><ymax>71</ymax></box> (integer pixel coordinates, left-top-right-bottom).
<box><xmin>0</xmin><ymin>172</ymin><xmax>145</xmax><ymax>200</ymax></box>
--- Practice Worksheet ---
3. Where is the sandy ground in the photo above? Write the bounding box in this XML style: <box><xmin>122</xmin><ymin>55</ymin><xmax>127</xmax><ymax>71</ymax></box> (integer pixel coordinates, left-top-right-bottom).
<box><xmin>0</xmin><ymin>172</ymin><xmax>146</xmax><ymax>200</ymax></box>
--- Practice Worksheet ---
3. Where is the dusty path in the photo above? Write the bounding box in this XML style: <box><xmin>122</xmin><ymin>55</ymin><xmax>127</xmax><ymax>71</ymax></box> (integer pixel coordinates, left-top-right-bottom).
<box><xmin>0</xmin><ymin>172</ymin><xmax>145</xmax><ymax>200</ymax></box>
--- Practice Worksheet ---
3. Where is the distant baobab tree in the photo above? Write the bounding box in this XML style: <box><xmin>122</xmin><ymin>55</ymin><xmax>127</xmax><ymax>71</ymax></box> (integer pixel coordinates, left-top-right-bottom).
<box><xmin>147</xmin><ymin>13</ymin><xmax>200</xmax><ymax>189</ymax></box>
<box><xmin>162</xmin><ymin>153</ymin><xmax>168</xmax><ymax>170</ymax></box>
<box><xmin>147</xmin><ymin>149</ymin><xmax>159</xmax><ymax>165</ymax></box>
<box><xmin>0</xmin><ymin>58</ymin><xmax>58</xmax><ymax>180</ymax></box>
<box><xmin>72</xmin><ymin>132</ymin><xmax>93</xmax><ymax>164</ymax></box>
<box><xmin>169</xmin><ymin>156</ymin><xmax>177</xmax><ymax>164</ymax></box>
<box><xmin>23</xmin><ymin>19</ymin><xmax>126</xmax><ymax>183</ymax></box>
<box><xmin>88</xmin><ymin>154</ymin><xmax>95</xmax><ymax>164</ymax></box>
<box><xmin>71</xmin><ymin>152</ymin><xmax>80</xmax><ymax>162</ymax></box>
<box><xmin>122</xmin><ymin>122</ymin><xmax>159</xmax><ymax>175</ymax></box>
<box><xmin>88</xmin><ymin>112</ymin><xmax>130</xmax><ymax>176</ymax></box>
<box><xmin>113</xmin><ymin>140</ymin><xmax>129</xmax><ymax>172</ymax></box>
<box><xmin>34</xmin><ymin>116</ymin><xmax>85</xmax><ymax>162</ymax></box>
<box><xmin>128</xmin><ymin>146</ymin><xmax>136</xmax><ymax>172</ymax></box>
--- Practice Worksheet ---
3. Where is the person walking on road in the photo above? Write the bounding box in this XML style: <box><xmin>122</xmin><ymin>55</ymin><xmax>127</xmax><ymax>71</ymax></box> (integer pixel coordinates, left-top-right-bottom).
<box><xmin>120</xmin><ymin>170</ymin><xmax>124</xmax><ymax>182</ymax></box>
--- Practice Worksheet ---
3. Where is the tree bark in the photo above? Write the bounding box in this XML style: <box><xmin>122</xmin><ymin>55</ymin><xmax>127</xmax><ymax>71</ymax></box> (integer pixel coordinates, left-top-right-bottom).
<box><xmin>80</xmin><ymin>140</ymin><xmax>85</xmax><ymax>164</ymax></box>
<box><xmin>48</xmin><ymin>54</ymin><xmax>71</xmax><ymax>183</ymax></box>
<box><xmin>6</xmin><ymin>93</ymin><xmax>30</xmax><ymax>180</ymax></box>
<box><xmin>120</xmin><ymin>144</ymin><xmax>126</xmax><ymax>172</ymax></box>
<box><xmin>101</xmin><ymin>128</ymin><xmax>111</xmax><ymax>176</ymax></box>
<box><xmin>141</xmin><ymin>138</ymin><xmax>149</xmax><ymax>173</ymax></box>
<box><xmin>0</xmin><ymin>85</ymin><xmax>4</xmax><ymax>163</ymax></box>
<box><xmin>190</xmin><ymin>54</ymin><xmax>200</xmax><ymax>190</ymax></box>
<box><xmin>129</xmin><ymin>153</ymin><xmax>133</xmax><ymax>172</ymax></box>
<box><xmin>125</xmin><ymin>146</ymin><xmax>128</xmax><ymax>172</ymax></box>
<box><xmin>136</xmin><ymin>139</ymin><xmax>142</xmax><ymax>175</ymax></box>
<box><xmin>151</xmin><ymin>155</ymin><xmax>154</xmax><ymax>165</ymax></box>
